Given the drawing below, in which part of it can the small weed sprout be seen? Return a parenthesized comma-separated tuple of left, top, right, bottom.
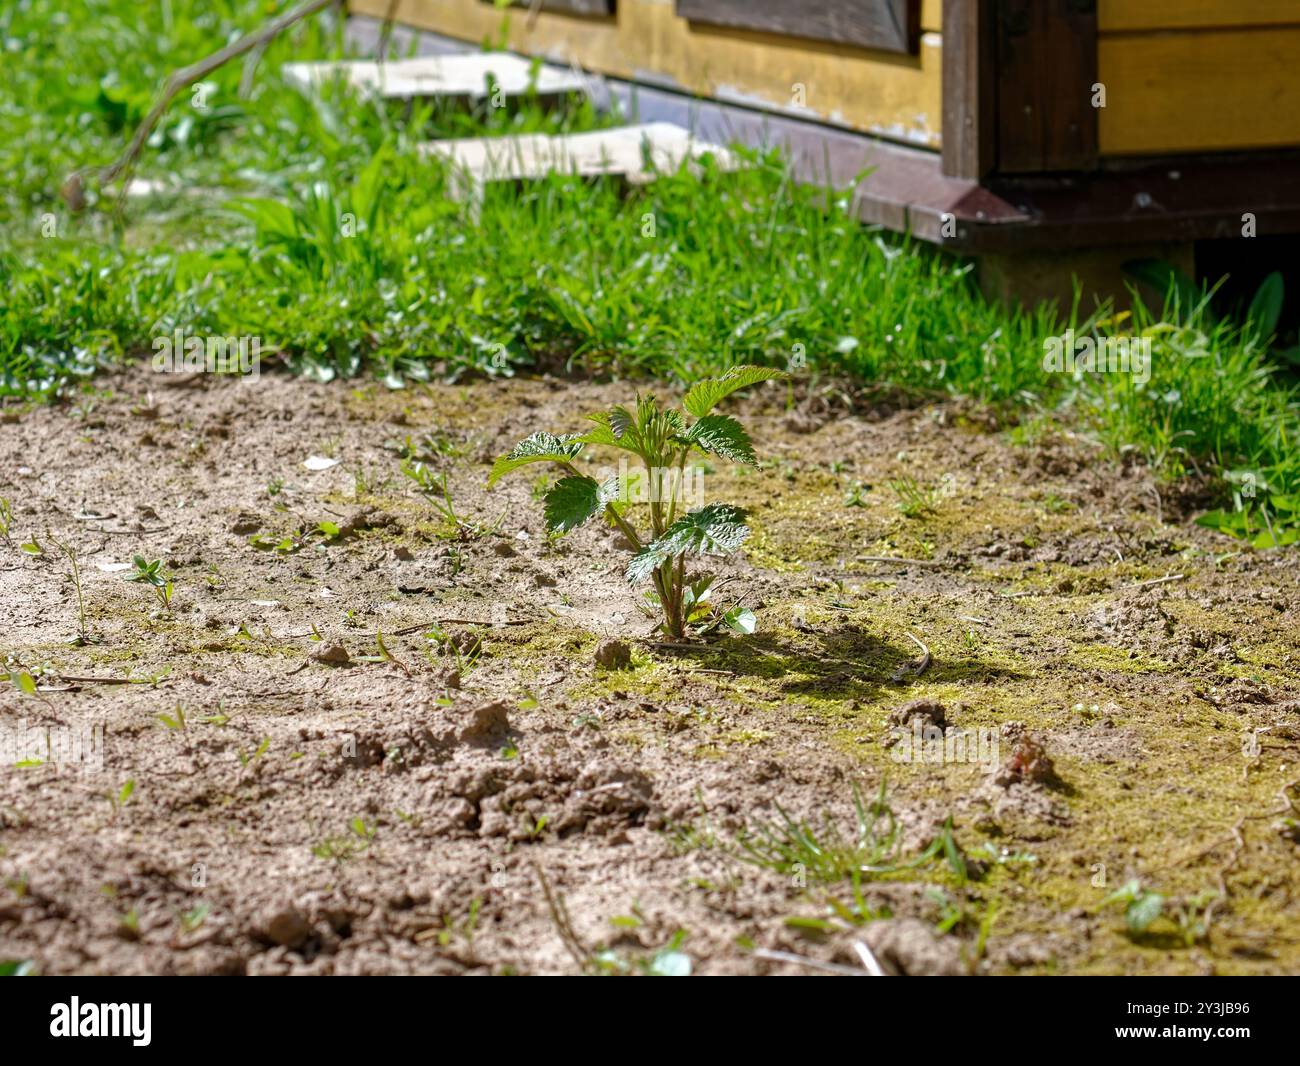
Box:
(488, 366, 783, 639)
(887, 474, 941, 518)
(107, 778, 135, 819)
(1101, 879, 1165, 936)
(180, 903, 211, 935)
(423, 624, 483, 676)
(737, 781, 972, 886)
(356, 628, 411, 675)
(125, 555, 174, 611)
(403, 459, 502, 540)
(6, 663, 39, 698)
(843, 481, 870, 508)
(593, 928, 693, 977)
(237, 737, 271, 767)
(49, 533, 90, 644)
(1101, 880, 1217, 946)
(156, 704, 187, 730)
(420, 898, 481, 951)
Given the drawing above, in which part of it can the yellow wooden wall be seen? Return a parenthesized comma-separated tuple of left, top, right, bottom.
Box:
(1097, 0, 1300, 155)
(349, 1, 1300, 160)
(350, 0, 944, 149)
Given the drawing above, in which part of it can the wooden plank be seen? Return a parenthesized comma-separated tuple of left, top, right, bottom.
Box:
(994, 0, 1098, 173)
(351, 0, 943, 147)
(282, 53, 589, 99)
(1099, 27, 1300, 155)
(975, 154, 1300, 250)
(940, 0, 994, 178)
(421, 122, 743, 201)
(1099, 0, 1300, 32)
(675, 0, 919, 55)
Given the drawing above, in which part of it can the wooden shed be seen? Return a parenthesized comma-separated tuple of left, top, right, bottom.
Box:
(349, 0, 1300, 305)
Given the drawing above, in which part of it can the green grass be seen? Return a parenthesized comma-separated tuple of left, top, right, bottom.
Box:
(1, 0, 1298, 540)
(736, 781, 971, 886)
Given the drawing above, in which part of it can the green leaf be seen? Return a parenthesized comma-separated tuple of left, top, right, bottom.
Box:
(228, 198, 300, 241)
(684, 414, 756, 464)
(543, 475, 616, 534)
(487, 432, 584, 486)
(1126, 892, 1165, 934)
(578, 418, 622, 448)
(1252, 525, 1299, 549)
(643, 397, 684, 438)
(12, 671, 36, 696)
(1102, 879, 1142, 907)
(683, 577, 715, 610)
(647, 949, 692, 977)
(626, 504, 750, 584)
(0, 959, 35, 976)
(682, 365, 785, 417)
(608, 405, 635, 439)
(1195, 509, 1241, 535)
(723, 605, 757, 634)
(1248, 271, 1284, 340)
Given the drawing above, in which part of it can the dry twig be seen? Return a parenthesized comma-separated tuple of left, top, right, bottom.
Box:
(66, 0, 339, 212)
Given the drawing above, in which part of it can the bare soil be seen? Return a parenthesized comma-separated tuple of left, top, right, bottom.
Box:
(1, 366, 1297, 975)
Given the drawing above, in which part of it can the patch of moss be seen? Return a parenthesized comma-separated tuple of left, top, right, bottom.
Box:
(1066, 643, 1173, 674)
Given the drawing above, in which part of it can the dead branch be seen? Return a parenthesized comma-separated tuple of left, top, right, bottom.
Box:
(532, 861, 590, 972)
(855, 555, 948, 569)
(66, 0, 339, 211)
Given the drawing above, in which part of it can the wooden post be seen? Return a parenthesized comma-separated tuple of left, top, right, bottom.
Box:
(993, 0, 1098, 173)
(941, 0, 995, 179)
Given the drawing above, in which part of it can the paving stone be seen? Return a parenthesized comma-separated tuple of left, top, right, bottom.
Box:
(281, 53, 589, 101)
(420, 122, 742, 201)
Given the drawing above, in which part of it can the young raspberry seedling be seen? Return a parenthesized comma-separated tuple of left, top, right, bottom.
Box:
(489, 366, 783, 639)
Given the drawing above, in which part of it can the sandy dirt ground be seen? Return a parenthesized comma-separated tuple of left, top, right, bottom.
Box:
(0, 366, 1297, 975)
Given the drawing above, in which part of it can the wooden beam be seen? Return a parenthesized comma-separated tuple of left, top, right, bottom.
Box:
(675, 1, 920, 56)
(941, 0, 994, 178)
(1099, 27, 1300, 155)
(1098, 0, 1300, 32)
(994, 0, 1098, 173)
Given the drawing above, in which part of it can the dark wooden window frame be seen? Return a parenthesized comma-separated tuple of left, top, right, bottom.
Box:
(676, 0, 919, 56)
